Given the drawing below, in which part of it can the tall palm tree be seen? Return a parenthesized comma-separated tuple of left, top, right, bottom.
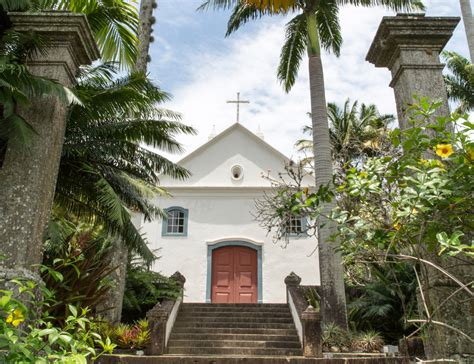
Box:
(55, 63, 195, 264)
(459, 0, 474, 61)
(200, 0, 423, 328)
(443, 51, 474, 113)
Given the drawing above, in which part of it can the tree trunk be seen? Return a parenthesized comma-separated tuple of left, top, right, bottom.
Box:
(135, 0, 156, 73)
(307, 52, 348, 329)
(460, 0, 474, 61)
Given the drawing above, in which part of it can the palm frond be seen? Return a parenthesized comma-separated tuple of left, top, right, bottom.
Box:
(277, 14, 307, 92)
(197, 0, 238, 11)
(315, 0, 342, 56)
(226, 2, 263, 36)
(337, 0, 425, 12)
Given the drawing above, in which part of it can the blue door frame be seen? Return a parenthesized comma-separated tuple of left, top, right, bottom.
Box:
(206, 241, 263, 303)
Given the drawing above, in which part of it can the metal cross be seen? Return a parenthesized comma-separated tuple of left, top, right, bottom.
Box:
(227, 92, 250, 123)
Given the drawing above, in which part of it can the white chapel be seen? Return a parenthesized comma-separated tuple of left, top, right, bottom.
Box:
(139, 122, 320, 303)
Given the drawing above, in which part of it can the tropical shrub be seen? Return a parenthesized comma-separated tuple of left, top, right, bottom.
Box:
(346, 262, 418, 344)
(122, 257, 181, 323)
(42, 218, 116, 325)
(321, 322, 351, 351)
(0, 270, 115, 363)
(97, 319, 150, 350)
(351, 331, 384, 353)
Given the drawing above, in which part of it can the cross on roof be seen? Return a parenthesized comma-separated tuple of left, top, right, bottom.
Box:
(226, 92, 250, 123)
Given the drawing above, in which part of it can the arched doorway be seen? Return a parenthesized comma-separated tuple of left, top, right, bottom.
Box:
(207, 242, 262, 303)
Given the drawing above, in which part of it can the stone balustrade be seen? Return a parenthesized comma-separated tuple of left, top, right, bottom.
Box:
(285, 272, 323, 358)
(146, 271, 186, 356)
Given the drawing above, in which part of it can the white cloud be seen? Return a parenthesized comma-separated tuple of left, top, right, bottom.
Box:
(155, 3, 469, 162)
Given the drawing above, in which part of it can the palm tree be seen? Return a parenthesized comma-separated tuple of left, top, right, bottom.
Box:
(55, 63, 195, 264)
(459, 0, 474, 61)
(296, 99, 395, 169)
(443, 51, 474, 113)
(200, 0, 423, 328)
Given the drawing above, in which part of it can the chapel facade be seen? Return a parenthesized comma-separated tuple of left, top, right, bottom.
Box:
(139, 123, 319, 303)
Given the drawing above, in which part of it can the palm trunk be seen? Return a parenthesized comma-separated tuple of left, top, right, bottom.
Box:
(306, 12, 348, 329)
(135, 0, 156, 72)
(459, 0, 474, 61)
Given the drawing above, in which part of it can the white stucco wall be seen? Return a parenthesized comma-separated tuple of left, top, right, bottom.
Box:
(140, 123, 319, 303)
(141, 190, 320, 303)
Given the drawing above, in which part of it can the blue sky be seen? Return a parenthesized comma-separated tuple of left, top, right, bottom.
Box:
(147, 0, 471, 161)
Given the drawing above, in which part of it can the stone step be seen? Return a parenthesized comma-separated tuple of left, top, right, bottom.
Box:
(166, 347, 303, 356)
(167, 339, 301, 349)
(173, 321, 296, 329)
(174, 316, 294, 324)
(178, 311, 293, 319)
(169, 333, 300, 342)
(183, 303, 288, 308)
(170, 327, 298, 336)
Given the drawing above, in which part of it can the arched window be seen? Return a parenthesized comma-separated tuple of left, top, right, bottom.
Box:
(162, 207, 188, 236)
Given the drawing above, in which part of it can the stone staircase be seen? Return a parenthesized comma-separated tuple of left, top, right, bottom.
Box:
(166, 303, 303, 357)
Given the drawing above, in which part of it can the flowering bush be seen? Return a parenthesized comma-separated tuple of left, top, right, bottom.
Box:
(0, 274, 116, 363)
(97, 319, 150, 350)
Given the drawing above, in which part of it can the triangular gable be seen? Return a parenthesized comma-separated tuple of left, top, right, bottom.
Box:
(159, 123, 313, 188)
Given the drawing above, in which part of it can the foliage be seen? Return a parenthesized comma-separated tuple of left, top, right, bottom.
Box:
(321, 322, 351, 351)
(259, 99, 473, 341)
(42, 218, 116, 325)
(122, 257, 181, 323)
(0, 271, 115, 363)
(304, 287, 320, 310)
(333, 99, 473, 260)
(350, 330, 384, 353)
(54, 63, 195, 264)
(346, 262, 418, 343)
(296, 99, 395, 171)
(97, 319, 150, 350)
(443, 50, 474, 113)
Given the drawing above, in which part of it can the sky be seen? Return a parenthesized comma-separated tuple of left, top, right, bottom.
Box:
(147, 0, 471, 162)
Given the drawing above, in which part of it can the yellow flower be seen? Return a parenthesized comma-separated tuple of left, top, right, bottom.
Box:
(359, 171, 368, 178)
(435, 144, 453, 159)
(393, 222, 401, 231)
(6, 308, 24, 327)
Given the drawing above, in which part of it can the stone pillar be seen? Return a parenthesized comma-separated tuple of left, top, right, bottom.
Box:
(146, 271, 186, 355)
(145, 303, 168, 356)
(302, 306, 322, 358)
(367, 14, 474, 361)
(366, 14, 459, 130)
(0, 13, 99, 274)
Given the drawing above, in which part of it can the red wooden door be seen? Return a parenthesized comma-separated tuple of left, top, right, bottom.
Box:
(211, 246, 258, 304)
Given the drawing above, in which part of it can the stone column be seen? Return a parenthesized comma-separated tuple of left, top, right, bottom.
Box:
(367, 14, 474, 361)
(0, 13, 99, 275)
(366, 14, 459, 130)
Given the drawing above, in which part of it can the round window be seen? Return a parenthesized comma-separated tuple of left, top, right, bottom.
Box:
(231, 165, 243, 180)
